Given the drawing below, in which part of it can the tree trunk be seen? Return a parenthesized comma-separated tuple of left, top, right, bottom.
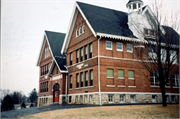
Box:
(160, 74, 167, 106)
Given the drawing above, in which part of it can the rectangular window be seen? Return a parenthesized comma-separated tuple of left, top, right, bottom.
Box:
(70, 52, 72, 65)
(76, 74, 79, 88)
(152, 95, 156, 103)
(40, 83, 42, 92)
(45, 82, 46, 92)
(150, 72, 159, 87)
(107, 69, 114, 78)
(130, 95, 135, 103)
(82, 25, 85, 33)
(85, 71, 88, 86)
(76, 30, 78, 37)
(45, 47, 50, 58)
(171, 95, 175, 103)
(80, 72, 83, 87)
(170, 50, 178, 64)
(89, 43, 93, 58)
(80, 95, 83, 103)
(127, 44, 133, 52)
(106, 41, 112, 50)
(120, 94, 125, 102)
(69, 96, 72, 103)
(128, 70, 134, 79)
(80, 47, 83, 61)
(84, 45, 88, 60)
(76, 50, 79, 63)
(172, 74, 179, 88)
(108, 94, 114, 102)
(117, 43, 123, 51)
(118, 70, 124, 79)
(79, 28, 82, 35)
(144, 29, 150, 36)
(47, 81, 48, 92)
(90, 70, 93, 86)
(151, 30, 156, 37)
(148, 48, 157, 61)
(70, 75, 72, 89)
(166, 95, 169, 103)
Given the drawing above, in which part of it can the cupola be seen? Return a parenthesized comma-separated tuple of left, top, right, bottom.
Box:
(126, 0, 144, 13)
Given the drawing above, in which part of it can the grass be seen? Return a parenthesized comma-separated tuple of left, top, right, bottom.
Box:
(18, 104, 179, 119)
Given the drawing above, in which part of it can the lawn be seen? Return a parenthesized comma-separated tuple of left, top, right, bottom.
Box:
(18, 104, 179, 118)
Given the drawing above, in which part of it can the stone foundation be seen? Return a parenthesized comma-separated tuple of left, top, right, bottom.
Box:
(67, 93, 179, 105)
(37, 96, 53, 107)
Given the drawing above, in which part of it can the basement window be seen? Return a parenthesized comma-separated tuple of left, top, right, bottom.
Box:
(108, 94, 114, 103)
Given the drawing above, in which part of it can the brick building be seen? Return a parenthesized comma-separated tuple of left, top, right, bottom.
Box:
(37, 31, 67, 106)
(37, 0, 179, 106)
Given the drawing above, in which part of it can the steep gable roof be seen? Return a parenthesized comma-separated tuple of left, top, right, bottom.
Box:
(37, 31, 67, 72)
(77, 1, 135, 38)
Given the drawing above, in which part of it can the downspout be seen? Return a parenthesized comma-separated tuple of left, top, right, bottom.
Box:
(64, 66, 68, 104)
(98, 36, 102, 105)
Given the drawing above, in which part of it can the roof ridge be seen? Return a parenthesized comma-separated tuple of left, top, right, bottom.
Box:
(76, 1, 128, 14)
(45, 30, 66, 34)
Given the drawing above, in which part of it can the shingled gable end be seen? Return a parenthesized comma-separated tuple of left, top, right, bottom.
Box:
(38, 1, 179, 106)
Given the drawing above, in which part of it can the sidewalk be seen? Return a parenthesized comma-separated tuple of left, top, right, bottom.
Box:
(1, 104, 98, 118)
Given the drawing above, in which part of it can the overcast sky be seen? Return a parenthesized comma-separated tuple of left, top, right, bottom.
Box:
(1, 0, 179, 96)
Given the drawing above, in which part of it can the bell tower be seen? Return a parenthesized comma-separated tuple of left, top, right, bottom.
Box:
(126, 0, 143, 13)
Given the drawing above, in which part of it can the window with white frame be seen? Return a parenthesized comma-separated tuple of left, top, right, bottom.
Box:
(170, 50, 178, 64)
(130, 95, 135, 103)
(85, 71, 88, 86)
(70, 52, 72, 65)
(151, 30, 156, 37)
(166, 95, 169, 103)
(82, 25, 85, 33)
(90, 70, 93, 86)
(106, 41, 112, 50)
(172, 74, 179, 88)
(152, 95, 156, 103)
(117, 43, 123, 51)
(148, 48, 157, 61)
(161, 49, 166, 63)
(118, 70, 124, 79)
(150, 72, 159, 87)
(76, 30, 79, 37)
(171, 95, 176, 103)
(80, 72, 83, 87)
(84, 45, 88, 60)
(120, 94, 125, 102)
(108, 94, 114, 103)
(107, 69, 114, 78)
(76, 73, 79, 88)
(128, 70, 134, 79)
(127, 44, 133, 52)
(144, 28, 150, 36)
(79, 28, 82, 35)
(80, 47, 83, 61)
(165, 77, 170, 87)
(84, 95, 88, 103)
(76, 50, 79, 63)
(89, 43, 93, 58)
(45, 47, 50, 58)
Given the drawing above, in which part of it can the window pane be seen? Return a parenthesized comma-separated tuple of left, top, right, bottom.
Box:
(81, 73, 83, 81)
(90, 70, 93, 80)
(85, 71, 88, 81)
(106, 41, 112, 49)
(128, 70, 134, 78)
(118, 70, 124, 78)
(76, 50, 79, 58)
(127, 44, 132, 51)
(117, 43, 123, 50)
(107, 69, 114, 77)
(85, 46, 88, 54)
(81, 48, 83, 56)
(90, 43, 92, 52)
(70, 53, 72, 60)
(70, 75, 72, 83)
(76, 74, 79, 82)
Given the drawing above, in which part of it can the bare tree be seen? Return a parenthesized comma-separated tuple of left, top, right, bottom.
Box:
(130, 0, 179, 106)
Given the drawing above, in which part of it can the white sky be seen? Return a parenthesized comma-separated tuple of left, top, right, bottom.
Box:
(1, 0, 179, 96)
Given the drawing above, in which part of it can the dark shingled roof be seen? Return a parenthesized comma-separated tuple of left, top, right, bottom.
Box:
(127, 0, 143, 4)
(45, 31, 67, 71)
(77, 1, 136, 38)
(45, 31, 66, 56)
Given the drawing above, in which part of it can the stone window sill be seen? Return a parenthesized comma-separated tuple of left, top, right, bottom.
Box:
(106, 85, 115, 87)
(118, 85, 126, 87)
(128, 86, 136, 88)
(76, 86, 94, 90)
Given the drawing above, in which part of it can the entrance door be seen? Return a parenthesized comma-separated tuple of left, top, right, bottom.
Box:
(54, 91, 59, 102)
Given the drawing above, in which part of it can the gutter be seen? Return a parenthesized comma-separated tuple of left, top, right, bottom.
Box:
(98, 37, 102, 105)
(64, 66, 68, 103)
